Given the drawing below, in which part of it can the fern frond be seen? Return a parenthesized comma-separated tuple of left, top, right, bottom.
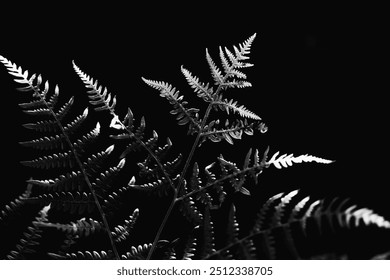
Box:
(206, 48, 224, 85)
(121, 243, 153, 260)
(205, 33, 256, 89)
(178, 180, 203, 225)
(52, 250, 114, 260)
(181, 66, 214, 102)
(6, 205, 50, 259)
(212, 96, 261, 120)
(34, 217, 103, 237)
(27, 171, 85, 192)
(0, 182, 32, 223)
(22, 119, 59, 132)
(180, 226, 198, 260)
(111, 208, 139, 243)
(271, 190, 300, 227)
(21, 151, 76, 169)
(72, 61, 117, 113)
(198, 206, 216, 259)
(24, 192, 95, 215)
(268, 151, 334, 169)
(142, 77, 201, 134)
(0, 55, 32, 89)
(128, 175, 173, 197)
(201, 118, 267, 145)
(19, 134, 67, 150)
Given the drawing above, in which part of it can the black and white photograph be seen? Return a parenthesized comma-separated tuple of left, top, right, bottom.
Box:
(0, 3, 388, 279)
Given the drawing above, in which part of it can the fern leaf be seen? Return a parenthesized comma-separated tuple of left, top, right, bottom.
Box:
(206, 48, 224, 85)
(6, 205, 50, 259)
(54, 250, 114, 260)
(19, 134, 67, 150)
(27, 171, 85, 192)
(83, 144, 115, 174)
(181, 66, 214, 102)
(142, 77, 201, 133)
(24, 192, 95, 215)
(111, 208, 139, 243)
(198, 206, 216, 259)
(63, 107, 89, 134)
(271, 190, 300, 227)
(268, 151, 334, 169)
(21, 151, 76, 169)
(54, 96, 74, 120)
(72, 122, 101, 152)
(0, 55, 32, 89)
(0, 182, 32, 223)
(178, 179, 203, 225)
(213, 97, 261, 120)
(215, 34, 256, 86)
(34, 218, 103, 237)
(226, 204, 240, 244)
(73, 61, 117, 113)
(22, 120, 59, 133)
(128, 175, 172, 197)
(121, 243, 153, 260)
(251, 192, 285, 233)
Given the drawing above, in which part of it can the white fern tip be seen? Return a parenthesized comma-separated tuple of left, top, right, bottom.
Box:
(268, 151, 334, 169)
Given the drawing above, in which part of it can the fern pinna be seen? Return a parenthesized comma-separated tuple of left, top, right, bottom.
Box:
(1, 34, 389, 260)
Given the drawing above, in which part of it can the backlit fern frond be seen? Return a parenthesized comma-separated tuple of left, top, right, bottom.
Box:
(34, 217, 104, 237)
(111, 208, 139, 243)
(51, 250, 114, 260)
(267, 151, 334, 169)
(212, 96, 261, 120)
(6, 205, 50, 259)
(0, 182, 32, 224)
(141, 78, 201, 134)
(72, 61, 117, 113)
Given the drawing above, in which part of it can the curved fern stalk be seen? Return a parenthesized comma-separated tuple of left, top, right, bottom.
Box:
(267, 151, 334, 169)
(0, 55, 120, 259)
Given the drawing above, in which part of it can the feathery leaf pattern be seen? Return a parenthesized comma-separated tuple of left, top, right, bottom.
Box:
(1, 33, 388, 262)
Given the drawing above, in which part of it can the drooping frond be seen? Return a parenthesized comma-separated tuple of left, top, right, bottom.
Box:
(267, 151, 334, 169)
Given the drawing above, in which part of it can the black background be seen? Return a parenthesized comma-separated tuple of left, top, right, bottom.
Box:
(0, 4, 388, 234)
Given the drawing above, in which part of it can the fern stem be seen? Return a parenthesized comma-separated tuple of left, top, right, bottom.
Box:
(31, 89, 120, 259)
(146, 194, 177, 259)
